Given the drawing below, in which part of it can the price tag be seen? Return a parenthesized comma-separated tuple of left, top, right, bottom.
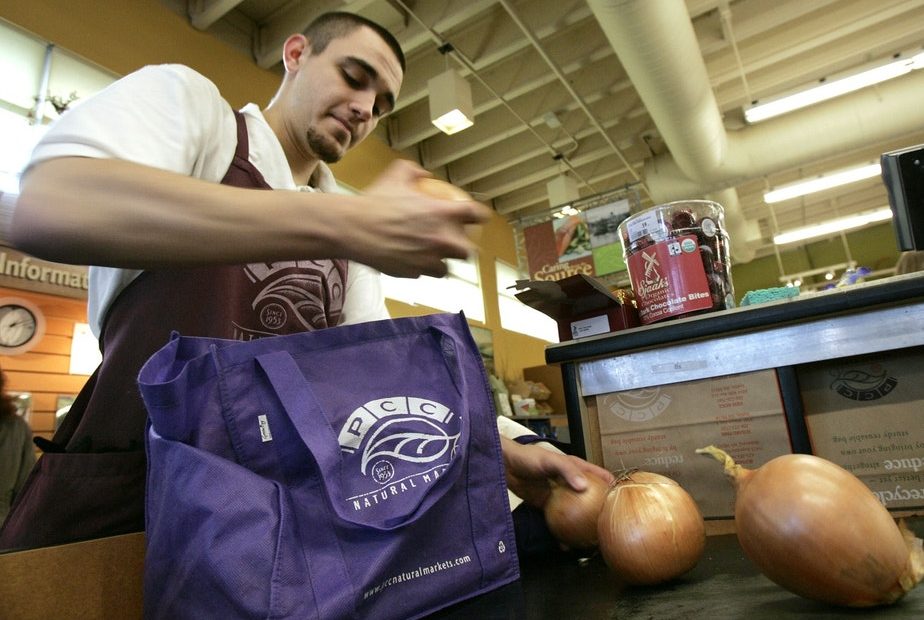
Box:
(626, 211, 662, 244)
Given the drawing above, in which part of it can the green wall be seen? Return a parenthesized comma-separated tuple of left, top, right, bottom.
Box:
(731, 223, 901, 298)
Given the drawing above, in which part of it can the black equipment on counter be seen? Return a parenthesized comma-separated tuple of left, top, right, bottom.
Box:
(882, 143, 924, 251)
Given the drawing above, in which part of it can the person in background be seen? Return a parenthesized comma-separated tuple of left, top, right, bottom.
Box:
(3, 11, 611, 550)
(0, 368, 35, 525)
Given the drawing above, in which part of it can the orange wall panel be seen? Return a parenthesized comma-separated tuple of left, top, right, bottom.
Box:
(0, 288, 90, 447)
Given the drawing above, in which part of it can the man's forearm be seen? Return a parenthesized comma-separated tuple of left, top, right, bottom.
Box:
(12, 157, 489, 278)
(12, 157, 343, 269)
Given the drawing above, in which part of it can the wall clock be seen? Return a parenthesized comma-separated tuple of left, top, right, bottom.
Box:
(0, 297, 46, 355)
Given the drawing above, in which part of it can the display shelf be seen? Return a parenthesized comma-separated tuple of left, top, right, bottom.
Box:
(545, 272, 924, 461)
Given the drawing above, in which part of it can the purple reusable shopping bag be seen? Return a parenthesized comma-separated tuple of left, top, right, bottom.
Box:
(137, 312, 519, 619)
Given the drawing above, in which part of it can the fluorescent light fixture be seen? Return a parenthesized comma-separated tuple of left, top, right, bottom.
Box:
(428, 69, 474, 135)
(746, 51, 924, 123)
(763, 163, 881, 203)
(773, 207, 892, 245)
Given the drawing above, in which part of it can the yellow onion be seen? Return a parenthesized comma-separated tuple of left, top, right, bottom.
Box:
(543, 475, 610, 550)
(597, 470, 705, 585)
(697, 445, 924, 607)
(415, 177, 471, 201)
(415, 177, 482, 243)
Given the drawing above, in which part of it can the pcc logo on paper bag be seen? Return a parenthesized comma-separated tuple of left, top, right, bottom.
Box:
(601, 388, 672, 422)
(338, 397, 461, 511)
(828, 364, 897, 401)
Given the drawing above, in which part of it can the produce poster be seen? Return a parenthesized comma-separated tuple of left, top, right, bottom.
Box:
(584, 199, 630, 275)
(522, 220, 594, 281)
(595, 370, 792, 518)
(800, 349, 924, 510)
(521, 199, 628, 281)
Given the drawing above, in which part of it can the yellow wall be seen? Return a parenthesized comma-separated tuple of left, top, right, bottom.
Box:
(0, 0, 548, 382)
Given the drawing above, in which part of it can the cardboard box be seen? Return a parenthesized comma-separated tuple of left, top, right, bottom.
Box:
(590, 369, 792, 518)
(800, 348, 924, 511)
(0, 532, 144, 619)
(512, 274, 639, 341)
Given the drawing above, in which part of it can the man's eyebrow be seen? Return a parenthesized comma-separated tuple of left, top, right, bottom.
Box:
(346, 56, 396, 112)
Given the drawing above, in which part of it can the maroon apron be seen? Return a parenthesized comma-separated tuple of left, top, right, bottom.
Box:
(0, 111, 348, 550)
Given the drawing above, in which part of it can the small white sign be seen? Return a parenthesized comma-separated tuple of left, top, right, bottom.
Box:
(570, 315, 610, 339)
(258, 414, 273, 442)
(626, 210, 663, 244)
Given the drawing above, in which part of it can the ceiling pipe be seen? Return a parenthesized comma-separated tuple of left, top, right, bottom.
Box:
(587, 0, 728, 182)
(706, 187, 756, 263)
(586, 0, 759, 263)
(644, 69, 924, 200)
(586, 0, 924, 262)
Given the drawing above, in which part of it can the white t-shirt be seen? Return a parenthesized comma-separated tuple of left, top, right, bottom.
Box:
(27, 64, 388, 337)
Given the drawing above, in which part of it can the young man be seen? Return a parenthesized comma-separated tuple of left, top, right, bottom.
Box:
(2, 12, 610, 550)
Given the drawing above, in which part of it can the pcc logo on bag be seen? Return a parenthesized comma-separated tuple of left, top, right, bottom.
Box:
(337, 396, 462, 512)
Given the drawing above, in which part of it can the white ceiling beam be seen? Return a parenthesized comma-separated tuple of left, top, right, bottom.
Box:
(392, 1, 596, 114)
(394, 0, 500, 57)
(391, 38, 615, 147)
(707, 1, 924, 92)
(419, 73, 641, 171)
(476, 147, 616, 201)
(693, 0, 842, 56)
(474, 139, 645, 204)
(451, 114, 650, 187)
(492, 152, 645, 216)
(711, 20, 924, 107)
(685, 0, 721, 19)
(188, 0, 244, 31)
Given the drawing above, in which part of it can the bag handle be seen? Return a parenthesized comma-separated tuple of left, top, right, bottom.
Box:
(255, 325, 471, 531)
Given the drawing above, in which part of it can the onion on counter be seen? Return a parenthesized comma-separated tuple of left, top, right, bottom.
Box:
(697, 445, 924, 607)
(543, 475, 610, 550)
(414, 177, 482, 243)
(415, 177, 471, 201)
(596, 470, 705, 585)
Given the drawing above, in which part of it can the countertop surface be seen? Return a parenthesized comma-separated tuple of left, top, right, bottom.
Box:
(430, 517, 924, 619)
(545, 272, 924, 366)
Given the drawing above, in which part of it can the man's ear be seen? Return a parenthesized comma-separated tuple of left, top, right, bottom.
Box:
(282, 34, 310, 72)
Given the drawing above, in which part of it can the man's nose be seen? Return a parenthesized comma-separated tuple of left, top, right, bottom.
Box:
(349, 95, 374, 121)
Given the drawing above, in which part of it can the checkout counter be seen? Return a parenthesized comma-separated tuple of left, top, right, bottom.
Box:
(3, 274, 923, 619)
(432, 516, 924, 619)
(546, 271, 924, 460)
(432, 271, 924, 618)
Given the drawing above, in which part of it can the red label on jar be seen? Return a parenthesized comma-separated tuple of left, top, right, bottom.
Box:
(627, 235, 712, 324)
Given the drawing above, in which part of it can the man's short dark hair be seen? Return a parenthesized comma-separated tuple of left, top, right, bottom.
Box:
(303, 12, 406, 74)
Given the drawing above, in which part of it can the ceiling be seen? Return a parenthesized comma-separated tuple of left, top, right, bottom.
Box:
(165, 0, 924, 265)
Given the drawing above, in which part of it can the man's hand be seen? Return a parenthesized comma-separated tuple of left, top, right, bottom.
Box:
(501, 436, 614, 509)
(355, 159, 492, 278)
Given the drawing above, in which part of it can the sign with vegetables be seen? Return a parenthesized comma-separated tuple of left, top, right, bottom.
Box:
(522, 220, 594, 282)
(521, 199, 630, 281)
(584, 199, 630, 275)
